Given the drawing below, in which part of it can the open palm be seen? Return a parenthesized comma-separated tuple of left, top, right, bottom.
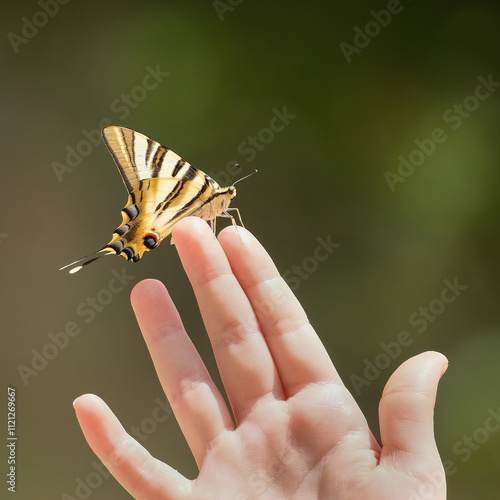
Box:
(74, 217, 447, 499)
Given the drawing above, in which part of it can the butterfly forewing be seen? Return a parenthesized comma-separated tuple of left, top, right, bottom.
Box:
(102, 126, 208, 192)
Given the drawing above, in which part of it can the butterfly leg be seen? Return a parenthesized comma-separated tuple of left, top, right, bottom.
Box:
(220, 208, 244, 244)
(219, 212, 237, 228)
(224, 207, 244, 228)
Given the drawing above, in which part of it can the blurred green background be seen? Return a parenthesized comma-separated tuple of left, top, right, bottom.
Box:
(2, 1, 500, 498)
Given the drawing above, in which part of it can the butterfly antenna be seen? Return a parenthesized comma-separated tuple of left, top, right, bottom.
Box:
(233, 169, 258, 186)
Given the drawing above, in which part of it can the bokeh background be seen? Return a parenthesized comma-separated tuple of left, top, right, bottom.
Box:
(2, 1, 500, 498)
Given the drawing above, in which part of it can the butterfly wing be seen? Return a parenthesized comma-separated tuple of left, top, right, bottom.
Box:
(102, 125, 209, 192)
(108, 174, 216, 252)
(60, 127, 218, 273)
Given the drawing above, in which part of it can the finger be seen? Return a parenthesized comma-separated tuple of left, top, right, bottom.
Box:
(130, 279, 234, 466)
(73, 394, 189, 500)
(218, 225, 340, 394)
(379, 351, 448, 473)
(172, 217, 283, 422)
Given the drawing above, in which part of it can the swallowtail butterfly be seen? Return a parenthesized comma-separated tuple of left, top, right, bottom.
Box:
(60, 126, 251, 274)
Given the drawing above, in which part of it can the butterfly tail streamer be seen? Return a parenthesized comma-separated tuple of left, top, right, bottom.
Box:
(59, 247, 114, 274)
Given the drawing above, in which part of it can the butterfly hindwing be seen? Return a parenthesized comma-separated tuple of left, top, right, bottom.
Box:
(122, 176, 215, 241)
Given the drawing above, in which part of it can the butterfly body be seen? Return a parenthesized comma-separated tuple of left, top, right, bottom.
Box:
(60, 126, 239, 274)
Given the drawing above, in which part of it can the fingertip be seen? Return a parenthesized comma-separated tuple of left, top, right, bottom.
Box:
(218, 225, 263, 267)
(420, 350, 448, 367)
(75, 393, 111, 413)
(420, 350, 449, 386)
(133, 278, 165, 292)
(218, 224, 253, 245)
(73, 393, 101, 409)
(73, 394, 111, 435)
(383, 351, 448, 396)
(172, 216, 212, 243)
(172, 218, 227, 274)
(131, 278, 165, 302)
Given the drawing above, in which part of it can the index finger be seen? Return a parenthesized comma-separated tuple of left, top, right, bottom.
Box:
(172, 217, 284, 422)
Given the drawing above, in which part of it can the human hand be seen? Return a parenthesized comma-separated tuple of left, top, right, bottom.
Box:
(74, 217, 448, 499)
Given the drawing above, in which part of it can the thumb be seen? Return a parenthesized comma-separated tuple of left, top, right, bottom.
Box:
(378, 351, 448, 480)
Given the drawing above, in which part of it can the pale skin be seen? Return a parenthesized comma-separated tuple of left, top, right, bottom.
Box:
(74, 217, 448, 499)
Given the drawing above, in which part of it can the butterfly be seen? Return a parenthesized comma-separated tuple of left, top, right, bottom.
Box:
(60, 126, 252, 274)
